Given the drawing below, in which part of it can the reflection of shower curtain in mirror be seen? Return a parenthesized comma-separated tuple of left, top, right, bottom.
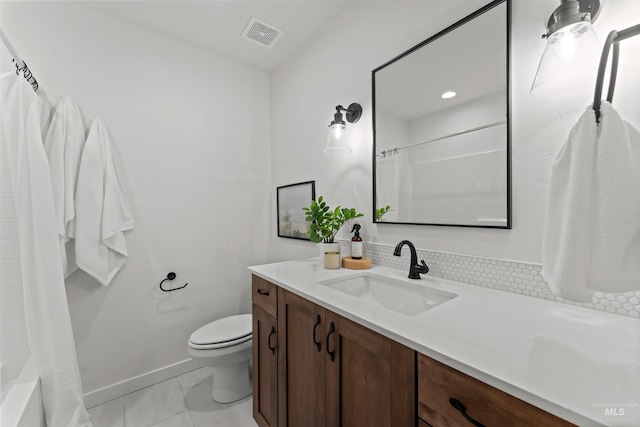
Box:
(376, 152, 400, 222)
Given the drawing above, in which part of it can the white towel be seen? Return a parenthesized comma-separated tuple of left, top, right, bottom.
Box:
(590, 103, 640, 292)
(44, 97, 86, 277)
(39, 95, 54, 140)
(75, 119, 134, 286)
(542, 102, 640, 302)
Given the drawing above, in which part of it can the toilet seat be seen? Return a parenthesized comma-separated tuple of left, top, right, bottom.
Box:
(188, 314, 252, 350)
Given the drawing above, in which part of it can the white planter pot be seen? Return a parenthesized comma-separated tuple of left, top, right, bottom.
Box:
(319, 242, 341, 269)
(319, 242, 341, 257)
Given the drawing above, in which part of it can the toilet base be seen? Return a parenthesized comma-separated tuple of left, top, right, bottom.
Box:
(211, 359, 251, 403)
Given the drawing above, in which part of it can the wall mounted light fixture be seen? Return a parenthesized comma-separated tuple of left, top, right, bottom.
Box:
(531, 0, 602, 96)
(324, 103, 362, 154)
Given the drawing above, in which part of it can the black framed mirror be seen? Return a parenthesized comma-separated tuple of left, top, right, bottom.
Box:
(372, 0, 511, 228)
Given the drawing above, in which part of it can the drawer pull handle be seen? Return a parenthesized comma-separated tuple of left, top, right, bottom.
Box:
(268, 326, 276, 355)
(326, 322, 336, 362)
(312, 314, 322, 352)
(449, 398, 486, 427)
(256, 289, 270, 296)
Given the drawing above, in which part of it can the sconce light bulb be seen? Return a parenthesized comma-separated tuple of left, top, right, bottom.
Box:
(329, 123, 345, 140)
(548, 21, 593, 59)
(558, 33, 577, 58)
(324, 123, 351, 154)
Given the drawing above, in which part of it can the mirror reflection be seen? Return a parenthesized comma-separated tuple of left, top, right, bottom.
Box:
(373, 0, 510, 228)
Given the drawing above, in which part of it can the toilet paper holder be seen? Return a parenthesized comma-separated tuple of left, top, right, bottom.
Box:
(159, 272, 188, 292)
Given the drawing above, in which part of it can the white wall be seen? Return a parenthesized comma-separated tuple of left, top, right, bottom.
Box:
(0, 1, 271, 401)
(270, 0, 640, 263)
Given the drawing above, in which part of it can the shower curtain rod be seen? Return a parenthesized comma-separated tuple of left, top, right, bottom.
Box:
(377, 119, 506, 158)
(593, 22, 640, 122)
(0, 27, 39, 92)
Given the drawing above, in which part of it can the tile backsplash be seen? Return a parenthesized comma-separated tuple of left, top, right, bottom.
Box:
(339, 240, 640, 319)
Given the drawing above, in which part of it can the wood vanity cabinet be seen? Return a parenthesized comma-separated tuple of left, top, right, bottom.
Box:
(417, 354, 575, 427)
(277, 289, 415, 427)
(252, 276, 278, 427)
(251, 275, 415, 427)
(323, 308, 415, 427)
(252, 275, 573, 427)
(277, 289, 327, 427)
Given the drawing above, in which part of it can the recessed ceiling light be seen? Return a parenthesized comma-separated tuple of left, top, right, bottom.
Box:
(441, 91, 456, 99)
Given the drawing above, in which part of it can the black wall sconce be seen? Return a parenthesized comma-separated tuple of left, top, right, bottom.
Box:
(531, 0, 602, 96)
(324, 103, 362, 154)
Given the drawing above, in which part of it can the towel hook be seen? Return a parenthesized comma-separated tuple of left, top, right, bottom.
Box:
(159, 272, 188, 292)
(592, 23, 640, 122)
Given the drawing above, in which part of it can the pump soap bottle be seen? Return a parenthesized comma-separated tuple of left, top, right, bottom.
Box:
(351, 223, 363, 260)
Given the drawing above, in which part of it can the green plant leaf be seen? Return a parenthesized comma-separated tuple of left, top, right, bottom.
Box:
(302, 195, 364, 243)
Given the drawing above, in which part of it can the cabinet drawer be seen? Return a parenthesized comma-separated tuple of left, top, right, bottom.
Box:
(418, 354, 575, 427)
(252, 275, 277, 318)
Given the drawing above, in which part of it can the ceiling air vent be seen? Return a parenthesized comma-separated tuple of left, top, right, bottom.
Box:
(241, 17, 284, 49)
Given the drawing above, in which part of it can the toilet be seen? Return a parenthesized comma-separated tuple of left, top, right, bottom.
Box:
(187, 314, 252, 403)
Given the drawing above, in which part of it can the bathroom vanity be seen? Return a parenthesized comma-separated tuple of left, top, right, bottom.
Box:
(253, 275, 413, 427)
(249, 259, 640, 427)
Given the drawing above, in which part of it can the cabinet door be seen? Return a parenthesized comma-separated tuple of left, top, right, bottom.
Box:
(418, 354, 576, 427)
(253, 304, 278, 427)
(278, 289, 326, 427)
(325, 311, 416, 427)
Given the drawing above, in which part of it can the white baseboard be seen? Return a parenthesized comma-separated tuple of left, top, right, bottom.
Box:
(84, 358, 201, 409)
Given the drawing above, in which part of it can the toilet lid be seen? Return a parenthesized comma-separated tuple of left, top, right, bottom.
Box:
(189, 314, 252, 347)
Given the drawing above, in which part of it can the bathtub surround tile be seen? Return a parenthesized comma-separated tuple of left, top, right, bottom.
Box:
(123, 378, 186, 426)
(339, 240, 640, 319)
(88, 397, 124, 427)
(151, 411, 194, 427)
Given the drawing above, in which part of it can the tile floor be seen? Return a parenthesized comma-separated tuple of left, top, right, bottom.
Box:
(87, 367, 258, 427)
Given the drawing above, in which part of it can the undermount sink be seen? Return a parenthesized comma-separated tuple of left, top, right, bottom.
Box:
(319, 273, 457, 316)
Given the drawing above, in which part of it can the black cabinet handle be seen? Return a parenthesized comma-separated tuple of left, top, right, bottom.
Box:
(267, 326, 276, 355)
(326, 322, 336, 362)
(449, 398, 486, 427)
(256, 289, 270, 296)
(313, 314, 322, 352)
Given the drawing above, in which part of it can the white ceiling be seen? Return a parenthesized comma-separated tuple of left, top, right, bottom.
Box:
(83, 0, 351, 71)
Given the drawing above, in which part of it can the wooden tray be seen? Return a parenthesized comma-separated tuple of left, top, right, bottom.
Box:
(342, 257, 371, 270)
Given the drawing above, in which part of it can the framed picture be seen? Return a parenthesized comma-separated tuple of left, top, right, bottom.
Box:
(277, 181, 315, 240)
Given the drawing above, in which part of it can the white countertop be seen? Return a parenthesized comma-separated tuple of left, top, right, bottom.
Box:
(248, 258, 640, 427)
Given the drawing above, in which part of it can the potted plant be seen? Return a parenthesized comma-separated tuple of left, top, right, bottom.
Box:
(303, 196, 363, 263)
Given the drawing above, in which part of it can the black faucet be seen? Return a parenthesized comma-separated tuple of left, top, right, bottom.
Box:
(393, 240, 429, 279)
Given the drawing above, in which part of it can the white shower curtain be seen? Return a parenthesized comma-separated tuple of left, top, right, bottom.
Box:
(0, 73, 91, 426)
(376, 151, 401, 222)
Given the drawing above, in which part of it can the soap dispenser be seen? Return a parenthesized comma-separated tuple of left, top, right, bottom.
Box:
(350, 223, 363, 260)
